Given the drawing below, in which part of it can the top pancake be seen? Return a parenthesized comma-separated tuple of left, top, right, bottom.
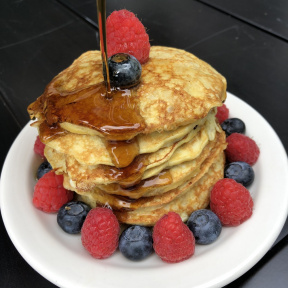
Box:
(28, 46, 227, 139)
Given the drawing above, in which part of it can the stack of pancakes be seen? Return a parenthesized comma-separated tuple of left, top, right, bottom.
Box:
(28, 46, 227, 226)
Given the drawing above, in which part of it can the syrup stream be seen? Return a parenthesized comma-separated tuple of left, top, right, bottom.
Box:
(96, 0, 112, 98)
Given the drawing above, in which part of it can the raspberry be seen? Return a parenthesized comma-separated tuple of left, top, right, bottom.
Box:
(106, 9, 150, 64)
(33, 171, 74, 213)
(153, 212, 195, 263)
(225, 133, 260, 165)
(34, 136, 45, 158)
(216, 104, 229, 124)
(210, 178, 253, 226)
(81, 207, 120, 259)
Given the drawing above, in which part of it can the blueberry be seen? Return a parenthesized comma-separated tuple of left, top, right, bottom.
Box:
(37, 161, 52, 179)
(104, 53, 142, 88)
(57, 201, 91, 234)
(119, 225, 153, 261)
(224, 161, 255, 187)
(221, 118, 245, 136)
(187, 209, 222, 244)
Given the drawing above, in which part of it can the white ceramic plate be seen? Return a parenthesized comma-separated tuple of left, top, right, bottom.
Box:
(1, 93, 288, 288)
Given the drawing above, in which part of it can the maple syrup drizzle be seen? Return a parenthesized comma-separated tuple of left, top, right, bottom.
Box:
(95, 171, 173, 211)
(105, 138, 140, 168)
(96, 0, 111, 97)
(44, 83, 145, 140)
(108, 197, 135, 212)
(38, 121, 67, 144)
(98, 170, 173, 199)
(101, 154, 149, 187)
(31, 0, 148, 175)
(36, 81, 146, 168)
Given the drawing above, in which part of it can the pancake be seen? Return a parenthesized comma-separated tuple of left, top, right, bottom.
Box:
(43, 113, 209, 167)
(28, 46, 226, 139)
(80, 128, 226, 199)
(44, 112, 211, 168)
(46, 117, 220, 190)
(76, 151, 225, 226)
(65, 128, 226, 199)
